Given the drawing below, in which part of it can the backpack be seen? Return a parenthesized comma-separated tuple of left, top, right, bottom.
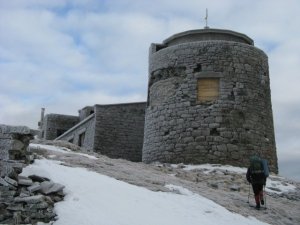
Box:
(261, 158, 270, 177)
(250, 156, 269, 178)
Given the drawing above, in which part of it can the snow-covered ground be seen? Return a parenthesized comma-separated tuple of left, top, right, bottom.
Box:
(176, 163, 296, 194)
(30, 143, 98, 160)
(25, 144, 299, 225)
(22, 159, 268, 225)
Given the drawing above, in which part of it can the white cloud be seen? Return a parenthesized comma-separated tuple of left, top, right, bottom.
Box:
(0, 0, 299, 177)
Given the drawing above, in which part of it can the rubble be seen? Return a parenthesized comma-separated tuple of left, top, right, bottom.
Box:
(0, 124, 65, 224)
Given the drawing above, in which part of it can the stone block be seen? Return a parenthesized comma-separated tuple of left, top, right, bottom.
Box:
(0, 177, 10, 187)
(18, 177, 33, 186)
(7, 203, 25, 211)
(27, 183, 42, 193)
(25, 201, 48, 210)
(227, 144, 239, 152)
(4, 176, 18, 187)
(0, 124, 32, 135)
(40, 181, 65, 195)
(10, 140, 25, 151)
(14, 195, 45, 204)
(230, 184, 241, 191)
(183, 137, 194, 143)
(28, 175, 50, 183)
(217, 145, 227, 152)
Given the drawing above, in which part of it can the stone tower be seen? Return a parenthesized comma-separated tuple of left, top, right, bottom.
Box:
(142, 28, 278, 173)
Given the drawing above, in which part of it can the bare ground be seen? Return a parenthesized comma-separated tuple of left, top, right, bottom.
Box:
(31, 147, 300, 225)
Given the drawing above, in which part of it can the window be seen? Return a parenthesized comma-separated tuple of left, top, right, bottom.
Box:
(78, 132, 85, 147)
(197, 78, 219, 102)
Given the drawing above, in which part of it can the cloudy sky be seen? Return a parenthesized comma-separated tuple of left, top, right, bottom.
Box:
(0, 0, 299, 179)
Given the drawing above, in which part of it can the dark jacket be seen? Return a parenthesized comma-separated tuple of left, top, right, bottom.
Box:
(246, 167, 266, 185)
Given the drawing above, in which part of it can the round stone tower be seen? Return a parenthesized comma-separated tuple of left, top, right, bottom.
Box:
(142, 28, 278, 173)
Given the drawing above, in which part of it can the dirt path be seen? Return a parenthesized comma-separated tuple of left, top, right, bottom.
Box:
(32, 147, 300, 225)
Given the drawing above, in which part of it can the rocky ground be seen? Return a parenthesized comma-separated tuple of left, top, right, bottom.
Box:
(31, 144, 300, 225)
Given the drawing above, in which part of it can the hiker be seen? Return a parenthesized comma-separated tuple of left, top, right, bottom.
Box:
(246, 156, 268, 209)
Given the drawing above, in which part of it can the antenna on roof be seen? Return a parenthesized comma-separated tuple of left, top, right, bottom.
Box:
(204, 8, 209, 29)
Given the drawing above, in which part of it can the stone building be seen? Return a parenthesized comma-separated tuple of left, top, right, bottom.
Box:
(143, 28, 278, 172)
(39, 103, 146, 162)
(38, 28, 278, 172)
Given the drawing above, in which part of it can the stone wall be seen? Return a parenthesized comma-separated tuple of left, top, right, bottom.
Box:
(55, 114, 96, 152)
(94, 103, 146, 162)
(0, 125, 65, 223)
(79, 106, 94, 121)
(0, 125, 35, 178)
(143, 29, 278, 173)
(42, 114, 79, 140)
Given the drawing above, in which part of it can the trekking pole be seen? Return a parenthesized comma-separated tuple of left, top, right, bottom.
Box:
(247, 183, 251, 204)
(264, 185, 267, 209)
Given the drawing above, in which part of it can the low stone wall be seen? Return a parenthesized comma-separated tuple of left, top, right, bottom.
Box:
(0, 174, 65, 224)
(0, 125, 35, 178)
(0, 125, 65, 224)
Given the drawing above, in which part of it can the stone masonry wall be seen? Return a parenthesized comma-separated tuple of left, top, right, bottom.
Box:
(94, 103, 146, 162)
(42, 114, 79, 140)
(0, 125, 34, 178)
(0, 125, 65, 224)
(56, 114, 96, 152)
(143, 40, 278, 172)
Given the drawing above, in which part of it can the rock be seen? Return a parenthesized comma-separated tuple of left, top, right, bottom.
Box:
(215, 171, 224, 175)
(0, 209, 13, 224)
(19, 187, 30, 197)
(0, 124, 32, 135)
(177, 163, 185, 169)
(28, 175, 50, 183)
(25, 201, 49, 210)
(209, 182, 219, 189)
(230, 184, 241, 191)
(0, 177, 10, 187)
(51, 195, 63, 202)
(56, 190, 65, 196)
(4, 176, 18, 187)
(14, 195, 45, 204)
(7, 203, 24, 211)
(44, 196, 54, 205)
(27, 182, 42, 193)
(0, 188, 16, 198)
(40, 181, 65, 195)
(18, 176, 33, 186)
(10, 140, 25, 151)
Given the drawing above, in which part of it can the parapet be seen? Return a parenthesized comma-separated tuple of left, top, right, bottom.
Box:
(151, 28, 254, 53)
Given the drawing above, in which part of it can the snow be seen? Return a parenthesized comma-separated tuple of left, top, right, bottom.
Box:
(172, 163, 296, 194)
(181, 163, 247, 174)
(22, 159, 268, 225)
(265, 179, 296, 194)
(30, 143, 98, 160)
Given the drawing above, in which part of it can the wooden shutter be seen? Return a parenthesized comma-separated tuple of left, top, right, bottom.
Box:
(197, 78, 219, 102)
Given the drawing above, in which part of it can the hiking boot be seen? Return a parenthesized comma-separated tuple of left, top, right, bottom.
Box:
(261, 199, 264, 205)
(255, 204, 261, 210)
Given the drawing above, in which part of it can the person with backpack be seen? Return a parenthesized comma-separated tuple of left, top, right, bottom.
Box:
(246, 156, 269, 209)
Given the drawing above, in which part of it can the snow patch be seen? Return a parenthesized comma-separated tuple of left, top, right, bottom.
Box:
(165, 184, 194, 196)
(266, 179, 296, 194)
(30, 143, 98, 160)
(171, 163, 297, 194)
(22, 159, 269, 225)
(173, 163, 247, 174)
